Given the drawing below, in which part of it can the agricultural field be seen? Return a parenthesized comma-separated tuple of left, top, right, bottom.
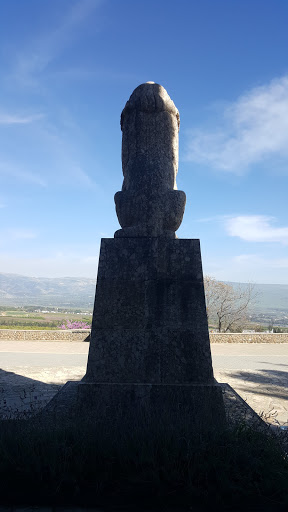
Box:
(0, 306, 92, 330)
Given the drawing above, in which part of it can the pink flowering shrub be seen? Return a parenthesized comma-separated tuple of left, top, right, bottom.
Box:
(59, 320, 91, 330)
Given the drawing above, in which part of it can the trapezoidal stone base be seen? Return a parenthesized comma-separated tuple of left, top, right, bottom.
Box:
(40, 237, 226, 430)
(40, 380, 226, 431)
(85, 238, 216, 385)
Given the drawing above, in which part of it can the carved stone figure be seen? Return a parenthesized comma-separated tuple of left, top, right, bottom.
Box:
(114, 82, 186, 238)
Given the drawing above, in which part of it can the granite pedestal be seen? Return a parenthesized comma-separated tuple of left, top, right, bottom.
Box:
(71, 237, 225, 428)
(40, 82, 226, 430)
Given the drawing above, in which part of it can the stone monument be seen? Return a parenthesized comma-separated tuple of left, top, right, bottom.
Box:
(44, 82, 226, 430)
(114, 82, 186, 239)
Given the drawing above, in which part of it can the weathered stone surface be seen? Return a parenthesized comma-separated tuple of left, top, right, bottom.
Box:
(77, 382, 226, 429)
(85, 328, 214, 384)
(85, 238, 214, 385)
(43, 380, 226, 430)
(114, 82, 186, 238)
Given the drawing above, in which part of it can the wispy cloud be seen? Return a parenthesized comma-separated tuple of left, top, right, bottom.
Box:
(0, 249, 99, 278)
(185, 75, 288, 172)
(196, 215, 230, 223)
(0, 229, 37, 249)
(12, 0, 102, 87)
(234, 254, 288, 268)
(47, 67, 139, 84)
(58, 164, 95, 187)
(203, 252, 288, 284)
(82, 256, 99, 264)
(225, 215, 288, 245)
(0, 162, 47, 187)
(7, 229, 37, 240)
(29, 124, 96, 188)
(0, 113, 43, 125)
(0, 127, 96, 189)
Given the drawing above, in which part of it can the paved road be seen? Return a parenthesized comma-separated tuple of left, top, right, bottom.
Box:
(0, 342, 287, 425)
(1, 342, 288, 371)
(212, 343, 288, 370)
(0, 352, 88, 367)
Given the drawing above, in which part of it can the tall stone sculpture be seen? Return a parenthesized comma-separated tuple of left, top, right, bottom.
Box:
(114, 82, 186, 238)
(81, 82, 226, 428)
(45, 82, 226, 430)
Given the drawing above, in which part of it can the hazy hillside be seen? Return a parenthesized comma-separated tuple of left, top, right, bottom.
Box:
(0, 273, 96, 308)
(227, 282, 288, 312)
(226, 282, 288, 326)
(246, 283, 288, 312)
(0, 272, 287, 314)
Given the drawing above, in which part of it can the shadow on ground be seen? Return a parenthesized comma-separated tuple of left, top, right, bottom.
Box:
(226, 369, 288, 400)
(0, 368, 62, 419)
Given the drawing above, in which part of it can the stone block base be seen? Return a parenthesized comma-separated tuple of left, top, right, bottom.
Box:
(86, 238, 215, 385)
(41, 380, 226, 431)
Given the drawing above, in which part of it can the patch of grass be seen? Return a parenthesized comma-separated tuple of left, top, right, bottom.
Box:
(0, 322, 60, 329)
(0, 314, 92, 329)
(0, 414, 287, 510)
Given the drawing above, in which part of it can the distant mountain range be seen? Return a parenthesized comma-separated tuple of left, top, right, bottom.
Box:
(231, 282, 288, 313)
(0, 272, 287, 314)
(0, 273, 96, 308)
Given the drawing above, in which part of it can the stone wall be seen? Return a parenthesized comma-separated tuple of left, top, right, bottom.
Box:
(0, 329, 90, 341)
(210, 333, 288, 343)
(0, 330, 287, 343)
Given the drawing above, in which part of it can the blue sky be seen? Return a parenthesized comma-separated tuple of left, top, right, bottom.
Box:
(1, 0, 288, 283)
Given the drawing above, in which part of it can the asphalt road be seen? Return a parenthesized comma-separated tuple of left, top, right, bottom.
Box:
(0, 352, 88, 367)
(1, 342, 288, 371)
(0, 342, 287, 426)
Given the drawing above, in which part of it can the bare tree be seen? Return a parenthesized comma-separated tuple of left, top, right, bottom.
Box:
(204, 276, 256, 332)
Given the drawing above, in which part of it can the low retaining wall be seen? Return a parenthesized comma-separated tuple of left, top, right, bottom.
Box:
(0, 330, 287, 343)
(0, 329, 90, 341)
(210, 333, 288, 343)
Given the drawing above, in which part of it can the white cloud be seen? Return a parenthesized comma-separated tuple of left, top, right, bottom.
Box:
(0, 113, 43, 125)
(225, 215, 288, 244)
(185, 75, 288, 172)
